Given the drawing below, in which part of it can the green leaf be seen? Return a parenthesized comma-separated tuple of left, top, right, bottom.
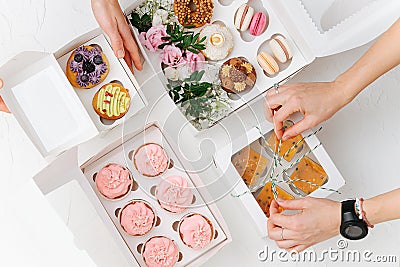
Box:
(183, 35, 190, 48)
(189, 71, 198, 81)
(193, 33, 200, 42)
(199, 36, 207, 43)
(196, 70, 205, 81)
(142, 14, 151, 23)
(192, 44, 205, 50)
(187, 47, 198, 54)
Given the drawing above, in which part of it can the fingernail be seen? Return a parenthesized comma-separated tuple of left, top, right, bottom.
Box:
(117, 49, 124, 58)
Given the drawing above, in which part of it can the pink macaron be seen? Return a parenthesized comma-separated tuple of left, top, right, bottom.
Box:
(249, 12, 268, 36)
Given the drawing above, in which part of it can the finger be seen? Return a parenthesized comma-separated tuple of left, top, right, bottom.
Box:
(269, 200, 280, 216)
(269, 201, 298, 229)
(276, 240, 301, 249)
(0, 79, 10, 113)
(117, 17, 143, 70)
(276, 198, 308, 210)
(263, 97, 273, 122)
(108, 24, 125, 59)
(266, 84, 290, 99)
(269, 213, 297, 229)
(124, 47, 133, 72)
(268, 225, 298, 241)
(266, 85, 291, 107)
(286, 244, 309, 253)
(282, 117, 315, 140)
(273, 102, 301, 139)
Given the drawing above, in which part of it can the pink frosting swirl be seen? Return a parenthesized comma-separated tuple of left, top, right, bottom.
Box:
(156, 176, 193, 213)
(134, 144, 169, 177)
(120, 202, 155, 236)
(179, 214, 213, 249)
(95, 164, 132, 199)
(142, 236, 179, 267)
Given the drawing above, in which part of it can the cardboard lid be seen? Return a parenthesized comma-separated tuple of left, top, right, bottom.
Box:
(271, 0, 400, 57)
(0, 52, 98, 158)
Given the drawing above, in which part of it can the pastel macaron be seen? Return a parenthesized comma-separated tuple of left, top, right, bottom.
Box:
(249, 12, 268, 36)
(269, 36, 293, 63)
(257, 51, 279, 76)
(234, 4, 254, 32)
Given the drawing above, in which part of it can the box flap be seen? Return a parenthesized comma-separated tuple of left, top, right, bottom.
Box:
(272, 0, 400, 57)
(0, 52, 98, 158)
(33, 147, 82, 194)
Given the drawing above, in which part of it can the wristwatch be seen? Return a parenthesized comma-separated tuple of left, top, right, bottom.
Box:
(340, 200, 368, 240)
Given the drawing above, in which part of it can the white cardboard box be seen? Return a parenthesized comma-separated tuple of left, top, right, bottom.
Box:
(0, 29, 147, 158)
(214, 112, 345, 236)
(33, 123, 232, 266)
(125, 0, 399, 132)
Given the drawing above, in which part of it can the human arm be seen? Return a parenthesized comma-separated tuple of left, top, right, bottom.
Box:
(0, 79, 10, 113)
(267, 188, 400, 252)
(91, 0, 142, 72)
(265, 18, 400, 140)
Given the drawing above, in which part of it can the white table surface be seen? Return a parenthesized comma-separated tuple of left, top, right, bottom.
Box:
(0, 0, 399, 266)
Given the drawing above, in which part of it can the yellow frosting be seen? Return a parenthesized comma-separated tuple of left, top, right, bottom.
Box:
(97, 84, 130, 117)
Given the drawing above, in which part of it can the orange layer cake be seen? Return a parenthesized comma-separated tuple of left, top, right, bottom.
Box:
(289, 157, 328, 195)
(265, 132, 304, 162)
(256, 182, 294, 217)
(231, 146, 269, 188)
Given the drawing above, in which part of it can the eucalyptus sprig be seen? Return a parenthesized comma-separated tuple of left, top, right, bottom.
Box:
(159, 23, 206, 54)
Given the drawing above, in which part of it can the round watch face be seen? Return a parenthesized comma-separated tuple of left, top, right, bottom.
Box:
(344, 225, 363, 238)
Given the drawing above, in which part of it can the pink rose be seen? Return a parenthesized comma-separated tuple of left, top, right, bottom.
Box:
(160, 45, 186, 67)
(139, 25, 169, 52)
(185, 51, 206, 72)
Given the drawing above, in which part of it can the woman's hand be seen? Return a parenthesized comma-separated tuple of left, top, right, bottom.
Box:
(264, 81, 350, 140)
(0, 79, 10, 113)
(267, 197, 341, 252)
(91, 0, 142, 72)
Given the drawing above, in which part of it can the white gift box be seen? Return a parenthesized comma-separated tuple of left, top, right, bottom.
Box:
(214, 110, 346, 236)
(33, 123, 232, 266)
(124, 0, 399, 132)
(0, 29, 147, 158)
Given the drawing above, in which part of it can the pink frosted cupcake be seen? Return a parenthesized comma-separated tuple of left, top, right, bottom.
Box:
(95, 163, 133, 200)
(119, 200, 156, 236)
(179, 214, 213, 249)
(156, 175, 193, 213)
(142, 236, 179, 267)
(134, 143, 169, 177)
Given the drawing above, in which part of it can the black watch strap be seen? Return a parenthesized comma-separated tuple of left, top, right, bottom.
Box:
(342, 200, 358, 222)
(340, 200, 368, 240)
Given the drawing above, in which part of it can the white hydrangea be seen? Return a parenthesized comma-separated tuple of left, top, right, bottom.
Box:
(152, 9, 169, 26)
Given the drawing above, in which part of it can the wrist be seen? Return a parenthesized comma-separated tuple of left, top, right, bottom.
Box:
(362, 198, 380, 225)
(331, 75, 358, 108)
(332, 201, 342, 236)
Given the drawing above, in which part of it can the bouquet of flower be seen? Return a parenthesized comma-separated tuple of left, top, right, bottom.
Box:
(129, 0, 232, 130)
